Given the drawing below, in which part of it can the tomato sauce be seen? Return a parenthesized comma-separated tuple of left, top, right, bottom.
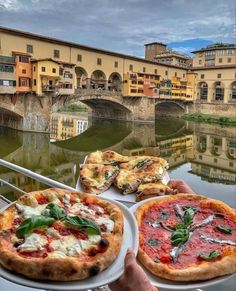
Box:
(140, 198, 236, 269)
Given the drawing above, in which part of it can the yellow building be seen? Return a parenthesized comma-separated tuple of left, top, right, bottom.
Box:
(192, 43, 236, 103)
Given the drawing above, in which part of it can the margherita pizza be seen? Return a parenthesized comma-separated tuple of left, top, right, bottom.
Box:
(135, 194, 236, 281)
(0, 188, 123, 281)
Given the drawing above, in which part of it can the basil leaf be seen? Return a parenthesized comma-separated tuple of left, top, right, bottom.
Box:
(199, 250, 220, 260)
(171, 228, 189, 246)
(215, 225, 232, 234)
(184, 208, 195, 226)
(175, 223, 188, 230)
(45, 203, 66, 220)
(147, 238, 160, 247)
(16, 215, 55, 238)
(160, 211, 169, 220)
(133, 159, 150, 170)
(65, 216, 101, 235)
(183, 205, 200, 213)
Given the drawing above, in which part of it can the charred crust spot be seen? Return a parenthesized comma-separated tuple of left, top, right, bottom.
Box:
(42, 268, 53, 277)
(90, 265, 100, 276)
(66, 268, 77, 276)
(6, 258, 13, 266)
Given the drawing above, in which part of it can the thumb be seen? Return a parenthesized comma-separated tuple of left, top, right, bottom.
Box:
(125, 248, 136, 267)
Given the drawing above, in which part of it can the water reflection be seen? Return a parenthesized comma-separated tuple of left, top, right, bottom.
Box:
(0, 114, 235, 207)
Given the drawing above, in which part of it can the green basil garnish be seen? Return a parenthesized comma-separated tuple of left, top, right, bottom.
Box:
(45, 203, 67, 220)
(65, 216, 101, 235)
(199, 250, 220, 260)
(147, 238, 160, 247)
(215, 225, 232, 234)
(133, 159, 150, 169)
(110, 161, 120, 166)
(184, 208, 195, 226)
(16, 215, 55, 238)
(183, 205, 200, 213)
(175, 223, 188, 230)
(171, 228, 189, 246)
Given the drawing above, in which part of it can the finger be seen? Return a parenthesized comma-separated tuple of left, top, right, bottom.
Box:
(125, 248, 136, 266)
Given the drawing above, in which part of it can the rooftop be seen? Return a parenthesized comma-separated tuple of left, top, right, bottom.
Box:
(192, 43, 236, 53)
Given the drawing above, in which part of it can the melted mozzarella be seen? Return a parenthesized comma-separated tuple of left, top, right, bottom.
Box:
(17, 233, 47, 252)
(16, 203, 47, 219)
(69, 203, 96, 216)
(50, 234, 101, 257)
(63, 194, 71, 208)
(96, 217, 114, 232)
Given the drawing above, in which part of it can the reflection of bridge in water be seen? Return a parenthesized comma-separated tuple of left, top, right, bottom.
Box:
(1, 119, 236, 199)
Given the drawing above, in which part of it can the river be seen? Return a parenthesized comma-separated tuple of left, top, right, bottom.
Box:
(0, 113, 235, 208)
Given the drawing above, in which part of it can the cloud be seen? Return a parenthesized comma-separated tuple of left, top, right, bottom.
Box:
(0, 0, 235, 56)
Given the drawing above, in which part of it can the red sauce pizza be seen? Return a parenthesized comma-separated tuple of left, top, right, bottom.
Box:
(0, 188, 123, 281)
(135, 194, 236, 281)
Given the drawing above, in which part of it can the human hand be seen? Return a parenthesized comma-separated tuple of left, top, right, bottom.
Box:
(167, 179, 195, 194)
(109, 248, 158, 291)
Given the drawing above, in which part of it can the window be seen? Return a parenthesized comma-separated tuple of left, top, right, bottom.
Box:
(0, 79, 16, 86)
(114, 61, 118, 68)
(26, 44, 33, 54)
(52, 68, 56, 73)
(19, 78, 28, 87)
(33, 66, 36, 72)
(129, 64, 133, 71)
(183, 73, 185, 78)
(154, 69, 157, 74)
(214, 158, 217, 163)
(97, 58, 102, 65)
(143, 67, 146, 73)
(19, 56, 29, 63)
(54, 49, 60, 58)
(22, 69, 26, 74)
(199, 60, 202, 64)
(175, 72, 177, 77)
(34, 79, 36, 86)
(59, 68, 63, 75)
(0, 65, 14, 73)
(200, 74, 204, 79)
(217, 74, 221, 78)
(77, 54, 82, 62)
(199, 155, 202, 160)
(219, 58, 222, 63)
(165, 70, 168, 76)
(64, 71, 73, 78)
(41, 67, 46, 72)
(229, 162, 233, 167)
(228, 58, 231, 63)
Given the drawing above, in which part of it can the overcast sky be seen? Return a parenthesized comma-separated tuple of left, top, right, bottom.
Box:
(0, 0, 235, 57)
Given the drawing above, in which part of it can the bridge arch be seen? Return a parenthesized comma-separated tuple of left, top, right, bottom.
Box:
(91, 70, 107, 89)
(75, 66, 88, 89)
(0, 107, 23, 130)
(155, 100, 185, 117)
(108, 72, 122, 92)
(79, 95, 132, 121)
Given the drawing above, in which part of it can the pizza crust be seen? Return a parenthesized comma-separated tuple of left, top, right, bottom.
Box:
(0, 188, 124, 281)
(135, 194, 236, 281)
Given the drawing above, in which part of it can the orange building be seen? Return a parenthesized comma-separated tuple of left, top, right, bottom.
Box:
(12, 51, 32, 93)
(143, 73, 160, 97)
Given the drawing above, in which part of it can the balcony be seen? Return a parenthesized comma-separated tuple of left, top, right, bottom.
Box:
(42, 85, 56, 92)
(74, 88, 122, 97)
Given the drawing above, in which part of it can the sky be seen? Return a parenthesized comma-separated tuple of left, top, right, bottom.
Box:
(0, 0, 235, 57)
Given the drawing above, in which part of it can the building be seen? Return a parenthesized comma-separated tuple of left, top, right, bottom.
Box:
(192, 43, 236, 103)
(0, 55, 16, 94)
(0, 26, 188, 99)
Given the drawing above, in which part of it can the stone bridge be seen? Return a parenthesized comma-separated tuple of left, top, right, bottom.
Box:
(0, 89, 190, 132)
(53, 89, 156, 123)
(0, 94, 51, 131)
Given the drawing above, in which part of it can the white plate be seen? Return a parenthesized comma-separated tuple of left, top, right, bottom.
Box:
(77, 156, 170, 203)
(0, 197, 139, 291)
(130, 197, 236, 290)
